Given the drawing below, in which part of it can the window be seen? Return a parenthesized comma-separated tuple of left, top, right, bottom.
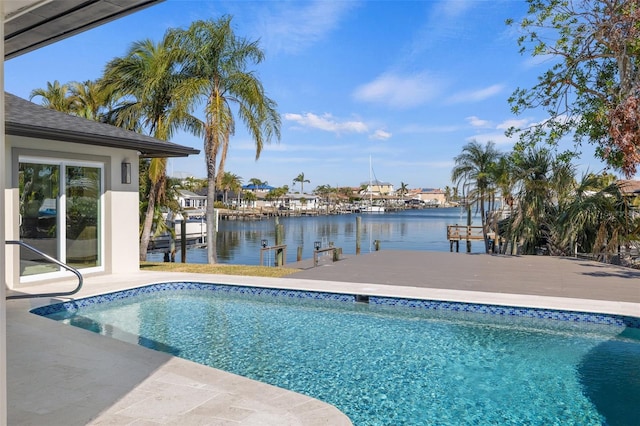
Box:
(18, 158, 103, 278)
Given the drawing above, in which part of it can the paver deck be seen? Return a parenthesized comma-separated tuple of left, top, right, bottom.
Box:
(288, 251, 640, 303)
(6, 251, 640, 425)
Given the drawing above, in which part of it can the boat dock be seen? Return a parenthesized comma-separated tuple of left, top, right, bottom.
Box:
(446, 225, 495, 252)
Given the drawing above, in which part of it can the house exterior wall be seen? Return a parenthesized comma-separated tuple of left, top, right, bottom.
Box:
(1, 12, 6, 418)
(4, 135, 140, 289)
(417, 190, 446, 205)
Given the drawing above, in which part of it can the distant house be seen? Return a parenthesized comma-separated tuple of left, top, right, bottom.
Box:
(4, 93, 198, 286)
(413, 188, 446, 206)
(282, 193, 321, 210)
(361, 180, 394, 196)
(177, 189, 207, 210)
(617, 179, 640, 196)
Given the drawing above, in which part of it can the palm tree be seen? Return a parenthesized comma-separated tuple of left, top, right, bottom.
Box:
(490, 155, 516, 253)
(557, 174, 639, 259)
(248, 177, 267, 187)
(220, 172, 242, 205)
(68, 80, 111, 121)
(507, 148, 577, 255)
(169, 17, 281, 264)
(102, 37, 199, 261)
(29, 80, 73, 112)
(398, 182, 409, 201)
(242, 190, 257, 208)
(293, 172, 310, 194)
(451, 140, 501, 253)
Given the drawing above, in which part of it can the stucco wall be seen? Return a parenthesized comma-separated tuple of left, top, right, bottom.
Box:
(4, 135, 140, 289)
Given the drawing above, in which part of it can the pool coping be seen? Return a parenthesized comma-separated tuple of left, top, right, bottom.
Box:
(7, 264, 640, 425)
(32, 280, 640, 329)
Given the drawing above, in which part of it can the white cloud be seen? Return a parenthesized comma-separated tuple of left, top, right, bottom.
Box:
(447, 84, 505, 104)
(496, 118, 530, 130)
(466, 116, 492, 128)
(370, 129, 392, 140)
(254, 1, 358, 54)
(466, 132, 515, 146)
(284, 112, 368, 134)
(353, 72, 445, 109)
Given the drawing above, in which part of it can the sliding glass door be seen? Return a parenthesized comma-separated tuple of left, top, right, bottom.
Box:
(18, 159, 103, 278)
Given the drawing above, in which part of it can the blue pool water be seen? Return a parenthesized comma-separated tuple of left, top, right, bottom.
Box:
(36, 284, 640, 425)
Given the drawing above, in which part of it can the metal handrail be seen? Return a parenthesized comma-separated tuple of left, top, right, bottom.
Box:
(5, 240, 83, 300)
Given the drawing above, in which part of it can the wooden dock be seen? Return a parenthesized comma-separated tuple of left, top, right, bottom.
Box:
(446, 225, 495, 252)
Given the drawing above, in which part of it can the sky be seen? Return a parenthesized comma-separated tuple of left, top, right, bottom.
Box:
(4, 0, 616, 191)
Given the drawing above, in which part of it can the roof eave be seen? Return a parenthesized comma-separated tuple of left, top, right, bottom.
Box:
(7, 122, 199, 158)
(4, 0, 165, 60)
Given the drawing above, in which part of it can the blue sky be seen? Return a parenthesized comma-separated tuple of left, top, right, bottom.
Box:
(5, 0, 614, 191)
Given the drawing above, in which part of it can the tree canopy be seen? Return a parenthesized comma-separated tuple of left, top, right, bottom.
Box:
(507, 0, 640, 176)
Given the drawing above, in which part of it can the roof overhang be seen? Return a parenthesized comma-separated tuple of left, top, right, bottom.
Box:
(5, 93, 199, 158)
(6, 121, 198, 158)
(4, 0, 164, 60)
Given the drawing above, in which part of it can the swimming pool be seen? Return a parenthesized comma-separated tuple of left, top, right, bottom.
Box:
(34, 283, 640, 425)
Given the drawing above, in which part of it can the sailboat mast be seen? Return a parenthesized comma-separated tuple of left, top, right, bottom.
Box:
(369, 155, 372, 206)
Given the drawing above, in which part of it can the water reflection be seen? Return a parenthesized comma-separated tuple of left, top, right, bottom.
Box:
(149, 208, 486, 265)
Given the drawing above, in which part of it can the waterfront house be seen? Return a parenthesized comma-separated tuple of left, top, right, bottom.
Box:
(282, 193, 321, 211)
(177, 189, 207, 210)
(361, 179, 394, 196)
(412, 188, 446, 206)
(5, 92, 198, 285)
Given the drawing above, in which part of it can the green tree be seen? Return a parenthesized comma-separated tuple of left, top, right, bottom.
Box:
(29, 80, 73, 112)
(242, 190, 257, 208)
(507, 148, 577, 255)
(102, 37, 199, 261)
(181, 176, 207, 192)
(314, 184, 334, 204)
(451, 140, 501, 253)
(293, 172, 310, 194)
(169, 17, 281, 264)
(220, 172, 242, 205)
(248, 177, 268, 187)
(559, 174, 640, 259)
(443, 185, 452, 203)
(68, 80, 111, 121)
(490, 155, 517, 253)
(398, 182, 409, 200)
(507, 0, 640, 176)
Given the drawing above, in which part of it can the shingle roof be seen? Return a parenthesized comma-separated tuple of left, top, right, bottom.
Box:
(617, 179, 640, 195)
(5, 93, 199, 158)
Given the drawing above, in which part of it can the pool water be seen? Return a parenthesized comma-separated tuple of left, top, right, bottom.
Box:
(41, 287, 640, 425)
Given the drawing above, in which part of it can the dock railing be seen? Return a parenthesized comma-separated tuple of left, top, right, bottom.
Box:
(446, 225, 495, 252)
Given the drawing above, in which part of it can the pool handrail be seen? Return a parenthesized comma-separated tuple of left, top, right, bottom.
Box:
(5, 240, 83, 300)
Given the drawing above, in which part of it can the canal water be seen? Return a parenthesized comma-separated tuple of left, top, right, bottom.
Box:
(148, 207, 486, 265)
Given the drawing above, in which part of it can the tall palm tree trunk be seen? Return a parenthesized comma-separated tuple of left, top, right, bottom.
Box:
(479, 195, 491, 253)
(139, 180, 161, 261)
(205, 136, 218, 264)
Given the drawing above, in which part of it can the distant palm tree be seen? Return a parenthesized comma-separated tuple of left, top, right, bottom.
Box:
(398, 182, 409, 200)
(293, 172, 311, 194)
(220, 172, 242, 205)
(30, 80, 73, 112)
(242, 190, 257, 208)
(451, 140, 501, 253)
(248, 177, 268, 188)
(102, 37, 199, 261)
(169, 17, 281, 264)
